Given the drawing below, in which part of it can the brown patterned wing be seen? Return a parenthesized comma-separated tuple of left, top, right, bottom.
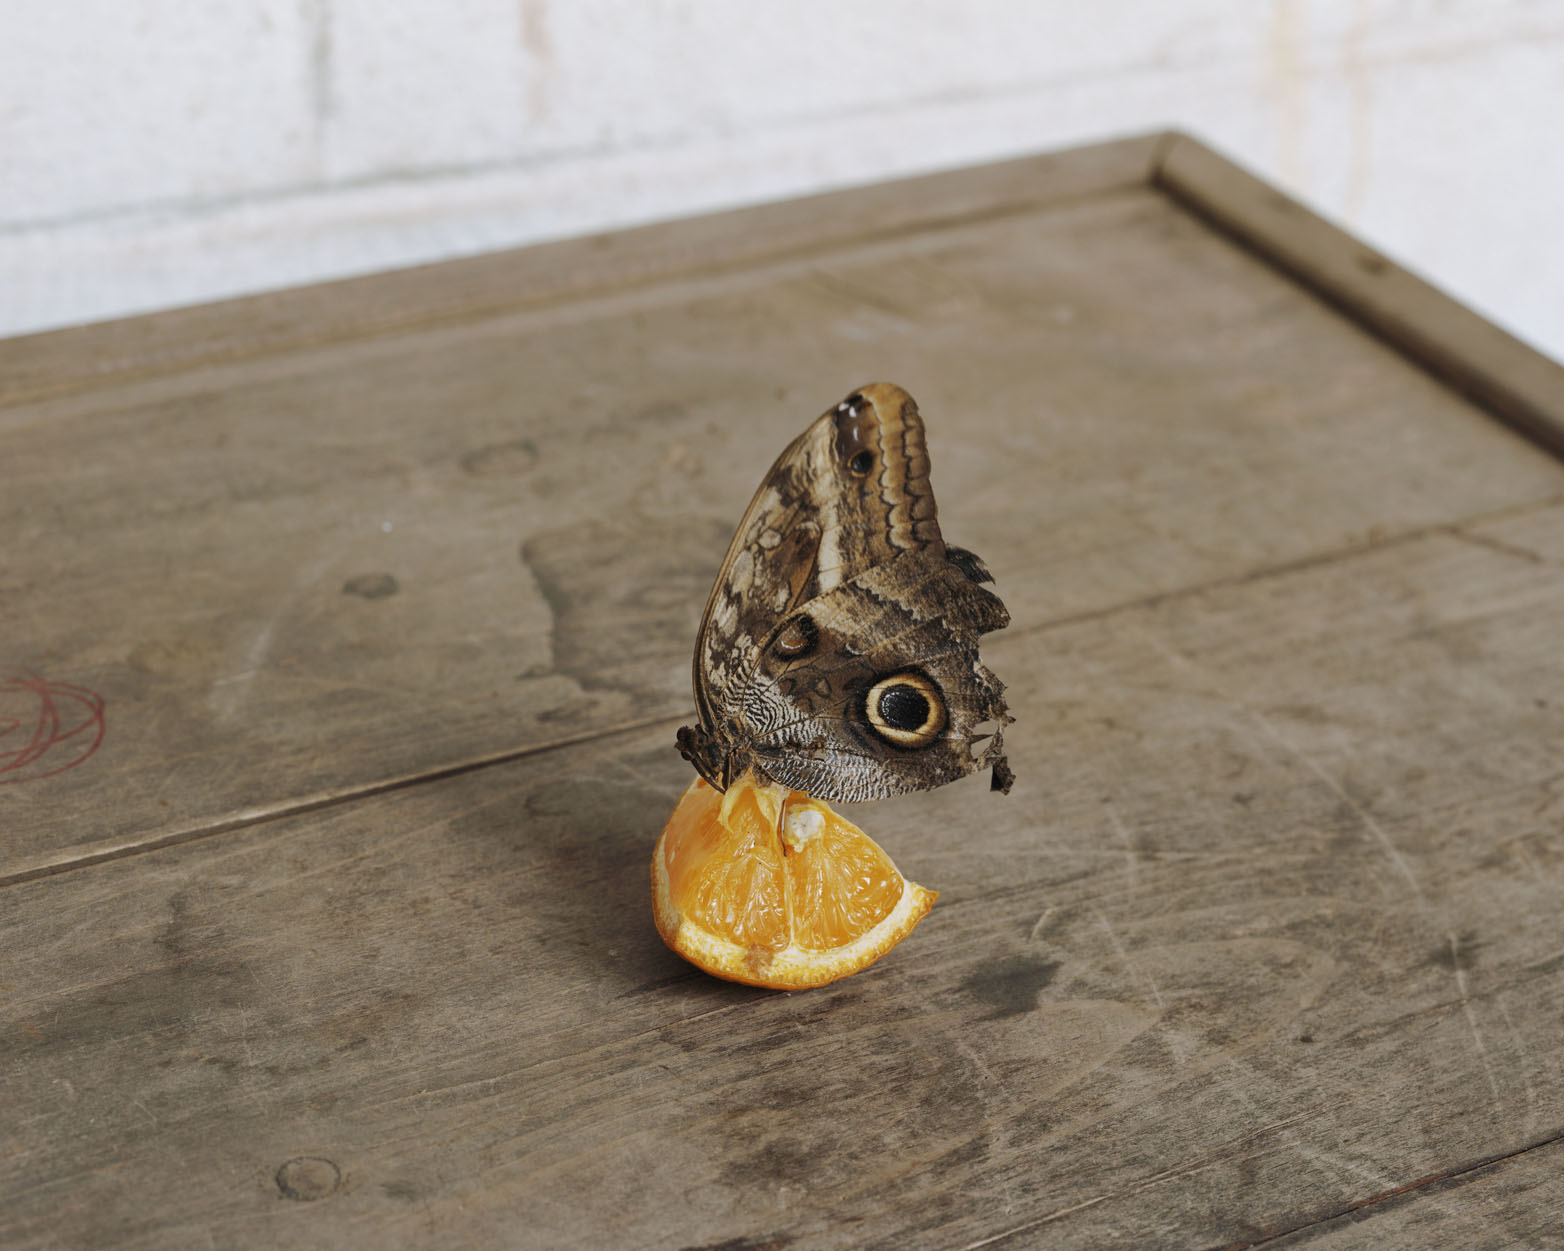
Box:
(738, 550, 1013, 803)
(687, 383, 1013, 800)
(692, 383, 944, 736)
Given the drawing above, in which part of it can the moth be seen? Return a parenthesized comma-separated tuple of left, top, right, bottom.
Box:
(677, 383, 1013, 803)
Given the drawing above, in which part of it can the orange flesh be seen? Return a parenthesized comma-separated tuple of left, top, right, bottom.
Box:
(653, 774, 935, 988)
(662, 779, 789, 952)
(785, 809, 900, 950)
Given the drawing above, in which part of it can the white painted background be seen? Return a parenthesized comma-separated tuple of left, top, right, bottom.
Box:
(3, 1, 1561, 361)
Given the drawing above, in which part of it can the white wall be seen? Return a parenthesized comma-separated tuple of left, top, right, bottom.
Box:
(3, 1, 1561, 362)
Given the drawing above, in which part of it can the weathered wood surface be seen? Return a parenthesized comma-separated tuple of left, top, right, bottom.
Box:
(5, 164, 1562, 882)
(1265, 1140, 1564, 1249)
(0, 135, 1165, 409)
(3, 133, 1563, 1248)
(3, 503, 1562, 1249)
(1157, 134, 1564, 462)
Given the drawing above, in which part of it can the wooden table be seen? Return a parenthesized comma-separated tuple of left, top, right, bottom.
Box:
(3, 133, 1562, 1249)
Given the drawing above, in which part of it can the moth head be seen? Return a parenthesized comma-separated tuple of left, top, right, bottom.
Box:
(862, 671, 947, 750)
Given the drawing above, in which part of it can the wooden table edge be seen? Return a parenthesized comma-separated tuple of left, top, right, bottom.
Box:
(9, 130, 1561, 467)
(0, 132, 1166, 407)
(1151, 130, 1564, 463)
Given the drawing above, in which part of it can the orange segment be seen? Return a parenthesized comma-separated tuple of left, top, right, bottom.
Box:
(780, 797, 902, 951)
(661, 774, 788, 952)
(651, 774, 936, 989)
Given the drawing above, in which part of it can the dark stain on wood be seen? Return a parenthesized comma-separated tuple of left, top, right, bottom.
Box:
(1428, 930, 1484, 972)
(275, 1157, 342, 1202)
(459, 438, 539, 477)
(341, 572, 399, 599)
(520, 516, 730, 697)
(959, 954, 1062, 1018)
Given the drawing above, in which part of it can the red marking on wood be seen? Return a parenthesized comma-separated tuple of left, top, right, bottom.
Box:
(0, 671, 106, 784)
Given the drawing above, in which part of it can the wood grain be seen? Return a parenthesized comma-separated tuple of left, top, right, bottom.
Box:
(0, 135, 1166, 408)
(1258, 1140, 1564, 1248)
(3, 505, 1562, 1249)
(1156, 132, 1564, 461)
(5, 182, 1562, 879)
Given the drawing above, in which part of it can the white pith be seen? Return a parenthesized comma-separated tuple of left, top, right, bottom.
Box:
(781, 806, 824, 851)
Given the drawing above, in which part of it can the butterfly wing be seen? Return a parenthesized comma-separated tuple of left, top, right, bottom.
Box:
(744, 549, 1013, 801)
(687, 383, 1013, 800)
(693, 383, 939, 719)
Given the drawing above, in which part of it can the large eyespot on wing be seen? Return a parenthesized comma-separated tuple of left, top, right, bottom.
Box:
(861, 671, 947, 750)
(748, 640, 1012, 804)
(737, 546, 1013, 802)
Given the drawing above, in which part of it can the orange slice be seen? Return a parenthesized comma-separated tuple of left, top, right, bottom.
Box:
(651, 773, 937, 989)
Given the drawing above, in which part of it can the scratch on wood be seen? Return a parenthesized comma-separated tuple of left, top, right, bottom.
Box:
(1133, 622, 1423, 898)
(1251, 710, 1511, 1110)
(209, 557, 334, 723)
(1494, 992, 1538, 1131)
(1225, 1059, 1393, 1191)
(1093, 906, 1165, 1010)
(1105, 805, 1139, 897)
(1444, 523, 1547, 566)
(1247, 711, 1424, 900)
(1513, 836, 1549, 881)
(1446, 930, 1503, 1102)
(960, 1192, 1113, 1249)
(1216, 1131, 1564, 1249)
(939, 1020, 1013, 1101)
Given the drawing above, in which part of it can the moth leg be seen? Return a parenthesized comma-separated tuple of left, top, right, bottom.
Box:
(676, 724, 727, 791)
